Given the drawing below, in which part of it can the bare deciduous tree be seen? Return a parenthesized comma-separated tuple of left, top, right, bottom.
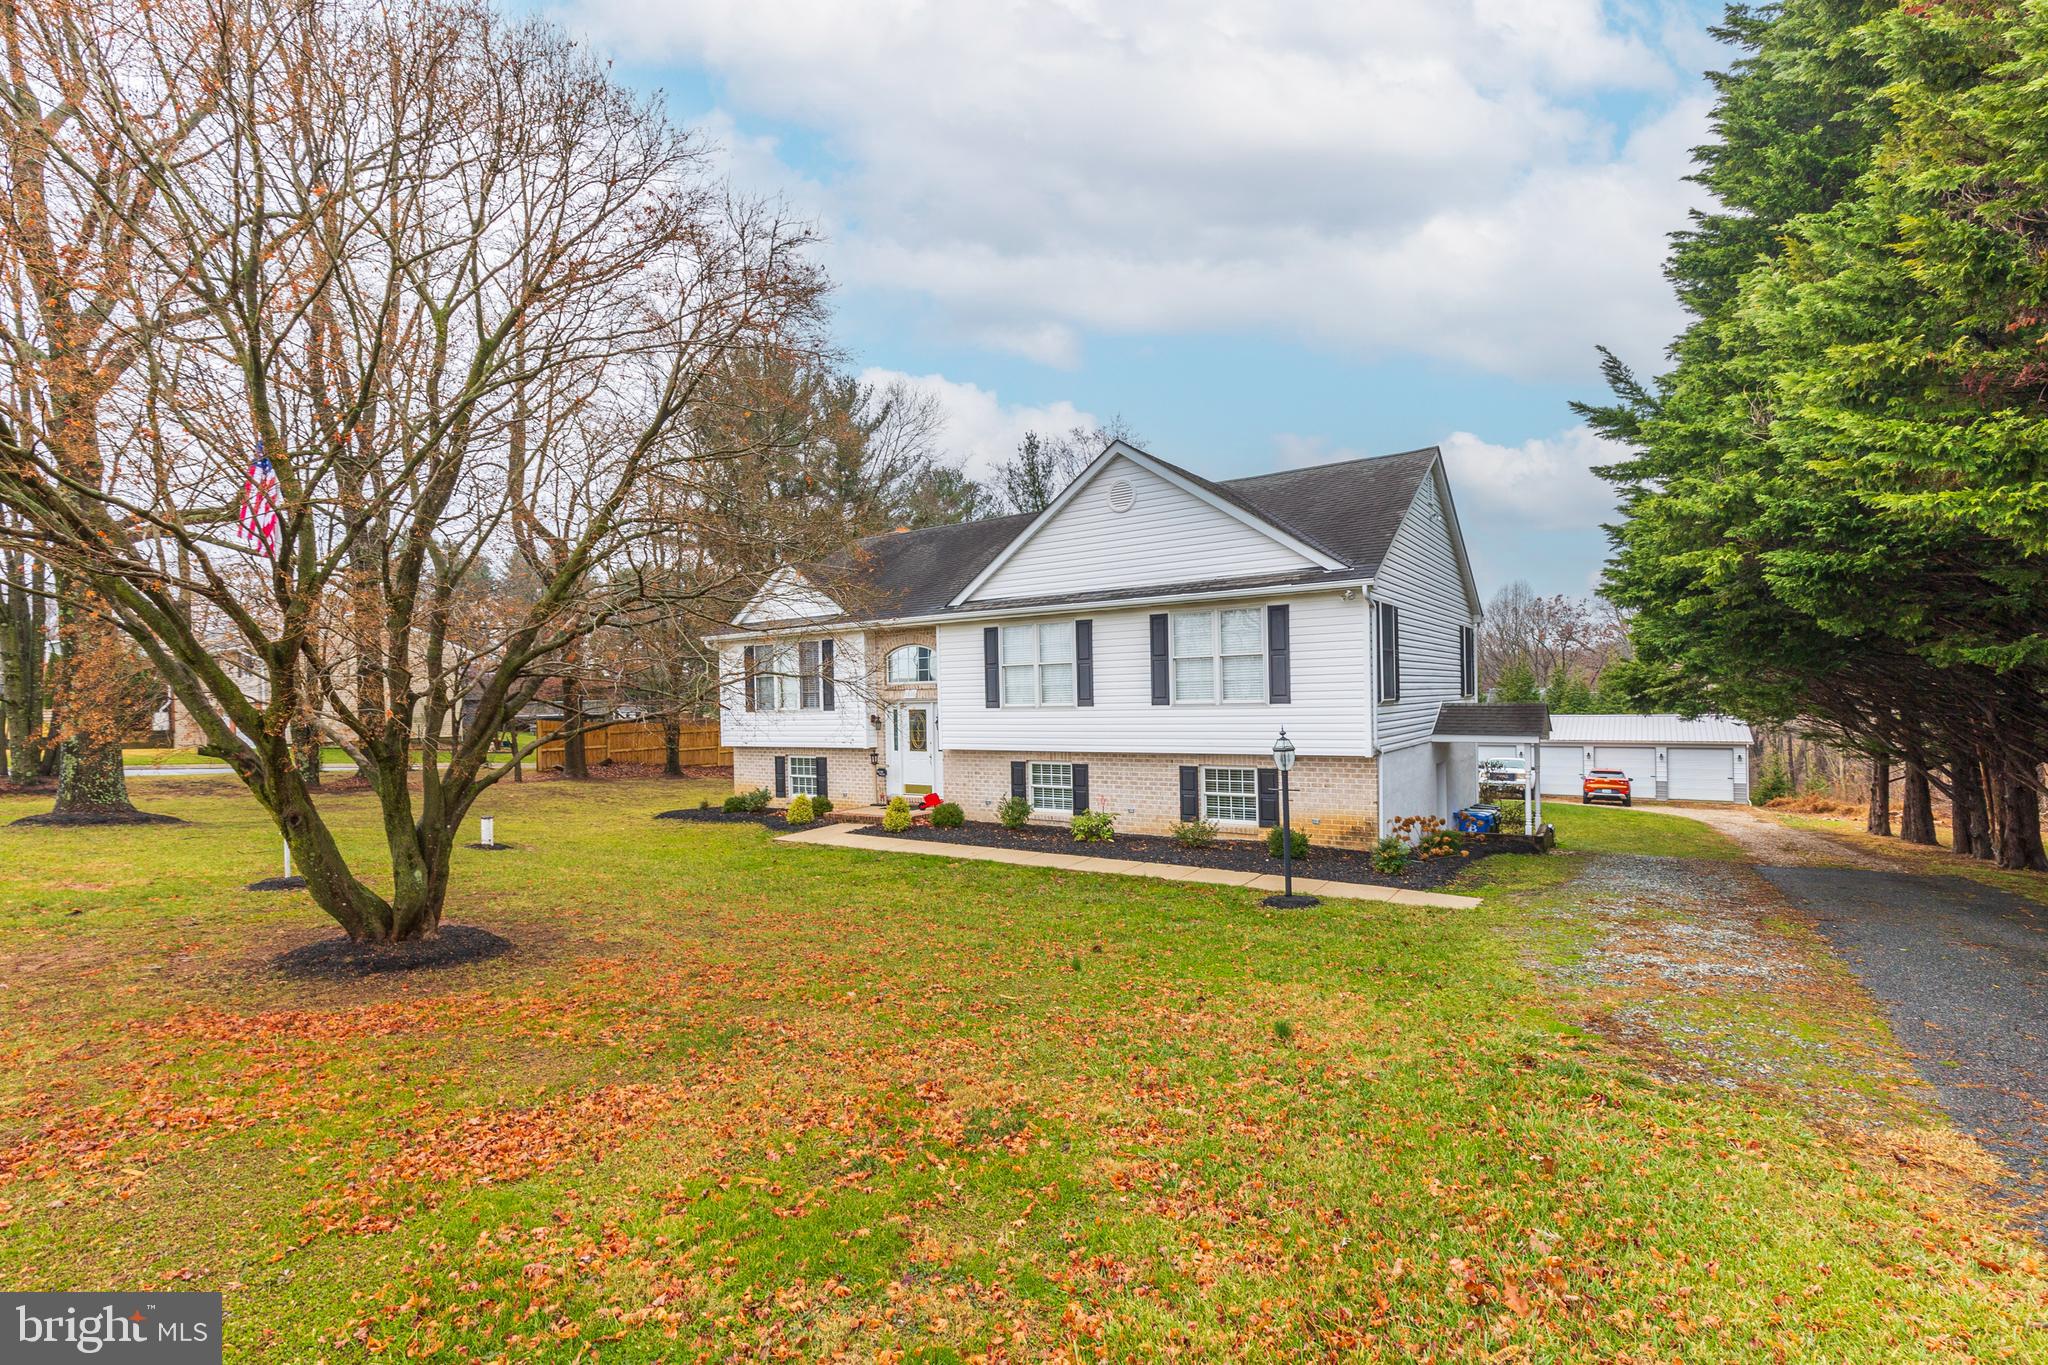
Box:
(0, 0, 830, 939)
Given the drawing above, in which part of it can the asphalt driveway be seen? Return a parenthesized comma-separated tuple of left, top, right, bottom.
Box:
(1758, 864, 2048, 1218)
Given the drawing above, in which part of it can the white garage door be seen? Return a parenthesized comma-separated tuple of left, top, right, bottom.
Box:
(1538, 745, 1584, 797)
(1592, 746, 1656, 797)
(1668, 747, 1736, 802)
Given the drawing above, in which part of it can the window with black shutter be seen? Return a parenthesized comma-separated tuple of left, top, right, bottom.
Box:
(1266, 604, 1290, 704)
(1377, 603, 1401, 703)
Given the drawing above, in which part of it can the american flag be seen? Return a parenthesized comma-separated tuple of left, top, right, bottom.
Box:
(236, 450, 282, 556)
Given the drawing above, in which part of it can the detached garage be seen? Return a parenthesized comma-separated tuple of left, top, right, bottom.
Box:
(1542, 714, 1754, 804)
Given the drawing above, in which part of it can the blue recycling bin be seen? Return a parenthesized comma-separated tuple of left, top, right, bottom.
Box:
(1453, 805, 1500, 835)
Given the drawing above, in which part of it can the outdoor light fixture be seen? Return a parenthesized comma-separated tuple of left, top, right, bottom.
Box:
(1263, 729, 1318, 909)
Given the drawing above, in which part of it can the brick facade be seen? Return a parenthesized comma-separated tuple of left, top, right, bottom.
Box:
(942, 750, 1380, 848)
(733, 745, 879, 804)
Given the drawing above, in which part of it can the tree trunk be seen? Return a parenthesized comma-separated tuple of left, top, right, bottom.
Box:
(1865, 754, 1891, 837)
(561, 675, 588, 780)
(48, 581, 139, 817)
(1899, 763, 1937, 845)
(1, 546, 39, 780)
(662, 715, 682, 777)
(1992, 765, 2048, 872)
(51, 737, 133, 816)
(1952, 761, 1994, 860)
(293, 719, 322, 789)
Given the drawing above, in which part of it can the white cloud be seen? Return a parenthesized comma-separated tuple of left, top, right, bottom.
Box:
(1436, 425, 1620, 532)
(559, 0, 1710, 378)
(1275, 424, 1623, 592)
(860, 368, 1098, 479)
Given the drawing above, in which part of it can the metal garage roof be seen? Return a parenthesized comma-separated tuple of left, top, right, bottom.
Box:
(1547, 713, 1753, 745)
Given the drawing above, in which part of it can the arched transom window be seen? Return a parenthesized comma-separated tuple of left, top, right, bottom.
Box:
(885, 644, 935, 683)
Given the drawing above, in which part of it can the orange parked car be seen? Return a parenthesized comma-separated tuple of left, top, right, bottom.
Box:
(1582, 768, 1633, 807)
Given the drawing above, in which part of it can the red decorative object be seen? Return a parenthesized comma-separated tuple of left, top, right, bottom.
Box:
(920, 792, 943, 809)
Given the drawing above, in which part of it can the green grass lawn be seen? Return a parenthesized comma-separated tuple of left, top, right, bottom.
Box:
(123, 745, 355, 769)
(1544, 799, 1745, 859)
(0, 777, 2037, 1360)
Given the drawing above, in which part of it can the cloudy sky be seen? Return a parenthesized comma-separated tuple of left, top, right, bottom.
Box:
(549, 0, 1726, 596)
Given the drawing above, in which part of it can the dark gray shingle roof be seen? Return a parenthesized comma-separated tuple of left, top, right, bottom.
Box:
(763, 444, 1443, 627)
(1432, 703, 1551, 740)
(807, 511, 1036, 620)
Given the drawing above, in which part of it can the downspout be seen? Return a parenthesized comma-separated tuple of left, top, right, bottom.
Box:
(1364, 585, 1382, 837)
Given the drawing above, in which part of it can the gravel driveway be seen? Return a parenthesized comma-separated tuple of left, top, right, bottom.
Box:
(1758, 865, 2048, 1220)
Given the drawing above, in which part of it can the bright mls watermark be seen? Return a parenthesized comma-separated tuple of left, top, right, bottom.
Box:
(3, 1294, 220, 1362)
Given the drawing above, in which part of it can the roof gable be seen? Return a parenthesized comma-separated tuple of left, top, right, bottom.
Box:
(1379, 456, 1481, 616)
(951, 442, 1342, 607)
(733, 567, 845, 626)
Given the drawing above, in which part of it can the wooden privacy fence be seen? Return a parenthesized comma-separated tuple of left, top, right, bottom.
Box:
(534, 719, 730, 769)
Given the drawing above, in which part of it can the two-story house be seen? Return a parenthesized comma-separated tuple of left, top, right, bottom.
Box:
(709, 441, 1491, 848)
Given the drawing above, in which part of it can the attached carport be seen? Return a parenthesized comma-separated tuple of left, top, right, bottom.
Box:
(1544, 714, 1754, 803)
(1433, 702, 1551, 834)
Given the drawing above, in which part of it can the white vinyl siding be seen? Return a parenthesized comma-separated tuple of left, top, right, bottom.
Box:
(1373, 469, 1478, 749)
(787, 756, 820, 796)
(1029, 761, 1074, 812)
(964, 454, 1320, 604)
(1202, 766, 1258, 823)
(939, 593, 1372, 756)
(735, 567, 844, 625)
(1172, 607, 1264, 703)
(1001, 621, 1075, 706)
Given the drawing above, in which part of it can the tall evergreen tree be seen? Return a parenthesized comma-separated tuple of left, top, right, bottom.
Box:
(1579, 1, 2048, 867)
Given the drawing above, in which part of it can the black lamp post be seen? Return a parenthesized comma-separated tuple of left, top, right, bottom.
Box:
(1262, 728, 1320, 908)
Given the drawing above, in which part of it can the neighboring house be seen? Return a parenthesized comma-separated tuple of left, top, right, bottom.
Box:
(709, 440, 1493, 847)
(161, 643, 270, 748)
(1480, 713, 1754, 803)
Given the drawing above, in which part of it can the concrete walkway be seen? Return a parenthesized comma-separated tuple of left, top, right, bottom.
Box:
(774, 822, 1483, 909)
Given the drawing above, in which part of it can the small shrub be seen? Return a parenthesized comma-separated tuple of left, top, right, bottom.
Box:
(1265, 825, 1310, 859)
(881, 796, 913, 832)
(697, 798, 711, 810)
(930, 800, 965, 829)
(997, 794, 1032, 829)
(1373, 835, 1411, 875)
(1751, 752, 1792, 806)
(734, 787, 772, 813)
(1272, 1019, 1295, 1044)
(722, 793, 749, 813)
(784, 794, 816, 826)
(812, 797, 833, 817)
(1170, 818, 1218, 849)
(1495, 798, 1525, 830)
(1071, 809, 1116, 843)
(1391, 813, 1464, 860)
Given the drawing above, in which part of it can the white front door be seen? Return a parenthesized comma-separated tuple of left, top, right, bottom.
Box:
(886, 704, 937, 795)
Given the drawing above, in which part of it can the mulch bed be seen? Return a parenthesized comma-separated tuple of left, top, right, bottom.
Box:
(247, 875, 310, 892)
(10, 809, 186, 827)
(868, 819, 1543, 891)
(655, 807, 813, 831)
(274, 924, 514, 981)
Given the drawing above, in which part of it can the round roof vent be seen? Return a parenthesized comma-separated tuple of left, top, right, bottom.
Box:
(1106, 478, 1136, 514)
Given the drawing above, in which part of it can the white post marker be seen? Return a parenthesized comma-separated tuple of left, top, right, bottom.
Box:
(481, 816, 495, 848)
(283, 839, 293, 879)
